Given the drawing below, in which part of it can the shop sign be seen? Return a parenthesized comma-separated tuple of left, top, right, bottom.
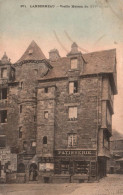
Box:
(55, 150, 96, 157)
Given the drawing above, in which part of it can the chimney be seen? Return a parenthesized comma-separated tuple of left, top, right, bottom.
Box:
(49, 49, 60, 61)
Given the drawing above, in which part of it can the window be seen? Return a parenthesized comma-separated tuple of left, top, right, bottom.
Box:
(43, 136, 47, 144)
(34, 69, 38, 75)
(44, 111, 48, 119)
(23, 141, 27, 150)
(0, 136, 6, 147)
(20, 105, 22, 113)
(34, 115, 36, 122)
(1, 68, 7, 78)
(20, 82, 23, 89)
(31, 141, 36, 147)
(103, 132, 109, 149)
(61, 161, 69, 174)
(1, 110, 7, 123)
(0, 88, 7, 100)
(28, 49, 33, 55)
(68, 107, 77, 120)
(69, 81, 78, 94)
(68, 134, 77, 147)
(44, 87, 48, 93)
(19, 127, 22, 138)
(71, 58, 78, 69)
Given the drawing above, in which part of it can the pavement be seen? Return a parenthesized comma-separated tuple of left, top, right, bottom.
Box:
(0, 174, 123, 195)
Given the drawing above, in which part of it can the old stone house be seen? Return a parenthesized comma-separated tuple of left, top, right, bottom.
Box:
(0, 41, 117, 183)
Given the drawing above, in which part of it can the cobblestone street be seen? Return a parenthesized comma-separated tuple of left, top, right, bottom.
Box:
(0, 174, 123, 195)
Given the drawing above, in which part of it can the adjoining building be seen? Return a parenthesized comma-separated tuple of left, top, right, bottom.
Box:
(0, 41, 117, 183)
(107, 131, 123, 174)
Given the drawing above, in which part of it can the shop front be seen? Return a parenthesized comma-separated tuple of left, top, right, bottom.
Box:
(53, 149, 97, 183)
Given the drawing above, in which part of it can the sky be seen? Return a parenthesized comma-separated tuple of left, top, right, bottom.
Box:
(0, 0, 123, 134)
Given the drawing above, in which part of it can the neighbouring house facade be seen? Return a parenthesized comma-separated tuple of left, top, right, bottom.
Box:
(0, 41, 117, 183)
(107, 136, 123, 174)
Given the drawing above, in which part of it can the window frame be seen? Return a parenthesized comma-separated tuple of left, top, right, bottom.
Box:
(1, 68, 7, 78)
(68, 133, 77, 147)
(70, 58, 78, 69)
(19, 126, 22, 139)
(43, 136, 47, 144)
(0, 110, 7, 123)
(20, 105, 22, 113)
(0, 88, 7, 100)
(68, 106, 77, 120)
(44, 111, 49, 119)
(44, 87, 48, 93)
(0, 135, 6, 148)
(69, 81, 78, 94)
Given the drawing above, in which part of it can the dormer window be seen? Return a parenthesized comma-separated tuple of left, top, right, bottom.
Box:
(28, 49, 33, 55)
(70, 58, 78, 69)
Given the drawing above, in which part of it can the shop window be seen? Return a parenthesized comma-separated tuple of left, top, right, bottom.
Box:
(20, 105, 22, 113)
(68, 107, 77, 120)
(0, 110, 7, 123)
(70, 58, 78, 69)
(44, 111, 48, 119)
(75, 161, 89, 174)
(69, 81, 78, 94)
(61, 161, 69, 174)
(0, 88, 7, 100)
(43, 136, 47, 144)
(0, 136, 6, 147)
(1, 68, 7, 78)
(19, 126, 22, 138)
(44, 87, 48, 93)
(68, 134, 77, 147)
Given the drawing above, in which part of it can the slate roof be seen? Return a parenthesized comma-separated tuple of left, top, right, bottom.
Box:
(16, 40, 46, 63)
(40, 49, 116, 80)
(15, 41, 116, 83)
(83, 49, 116, 75)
